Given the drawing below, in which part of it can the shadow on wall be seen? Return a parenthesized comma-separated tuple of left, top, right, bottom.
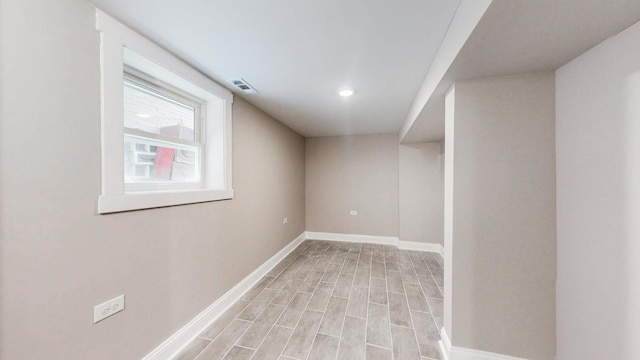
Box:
(623, 72, 640, 359)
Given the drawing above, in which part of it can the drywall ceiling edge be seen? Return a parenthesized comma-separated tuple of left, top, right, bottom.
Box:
(398, 0, 492, 143)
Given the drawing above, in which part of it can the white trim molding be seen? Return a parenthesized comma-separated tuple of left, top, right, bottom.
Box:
(398, 239, 444, 256)
(144, 231, 443, 359)
(143, 232, 306, 360)
(96, 10, 234, 214)
(440, 327, 529, 360)
(305, 231, 444, 255)
(440, 327, 452, 360)
(304, 231, 398, 246)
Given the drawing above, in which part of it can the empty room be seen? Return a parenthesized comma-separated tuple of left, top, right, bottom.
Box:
(2, 0, 640, 360)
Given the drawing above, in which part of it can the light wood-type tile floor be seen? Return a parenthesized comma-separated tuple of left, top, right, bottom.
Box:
(174, 240, 444, 360)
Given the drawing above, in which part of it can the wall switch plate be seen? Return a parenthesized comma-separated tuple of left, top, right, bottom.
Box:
(283, 217, 288, 224)
(350, 210, 358, 215)
(93, 294, 125, 324)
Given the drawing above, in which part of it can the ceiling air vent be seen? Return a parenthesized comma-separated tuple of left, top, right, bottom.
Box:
(230, 78, 259, 94)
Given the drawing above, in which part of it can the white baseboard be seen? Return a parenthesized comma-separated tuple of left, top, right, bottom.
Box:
(304, 231, 398, 245)
(440, 327, 452, 360)
(144, 231, 442, 359)
(451, 347, 528, 360)
(397, 239, 444, 257)
(305, 231, 443, 255)
(440, 327, 528, 360)
(143, 232, 306, 360)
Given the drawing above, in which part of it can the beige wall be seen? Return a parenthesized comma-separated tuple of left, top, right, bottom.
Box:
(556, 20, 640, 360)
(0, 1, 305, 358)
(445, 72, 556, 359)
(399, 142, 444, 245)
(305, 135, 399, 237)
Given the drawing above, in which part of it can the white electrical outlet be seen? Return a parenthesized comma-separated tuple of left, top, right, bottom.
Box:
(350, 210, 358, 215)
(93, 294, 125, 324)
(283, 217, 288, 224)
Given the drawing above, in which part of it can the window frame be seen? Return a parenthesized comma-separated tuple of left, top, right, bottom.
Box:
(97, 10, 233, 214)
(122, 70, 204, 192)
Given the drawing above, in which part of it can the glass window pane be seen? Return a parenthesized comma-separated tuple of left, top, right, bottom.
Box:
(123, 78, 196, 141)
(124, 135, 199, 184)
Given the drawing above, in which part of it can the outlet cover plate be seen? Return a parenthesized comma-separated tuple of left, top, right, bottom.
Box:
(93, 294, 125, 323)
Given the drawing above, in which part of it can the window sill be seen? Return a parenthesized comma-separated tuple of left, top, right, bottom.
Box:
(98, 189, 234, 214)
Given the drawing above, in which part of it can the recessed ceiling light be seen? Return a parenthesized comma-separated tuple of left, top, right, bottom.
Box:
(136, 113, 151, 118)
(338, 88, 354, 97)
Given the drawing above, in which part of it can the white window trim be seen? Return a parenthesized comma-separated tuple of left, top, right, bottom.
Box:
(96, 10, 233, 214)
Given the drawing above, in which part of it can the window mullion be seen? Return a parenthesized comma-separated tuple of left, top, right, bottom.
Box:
(124, 128, 199, 148)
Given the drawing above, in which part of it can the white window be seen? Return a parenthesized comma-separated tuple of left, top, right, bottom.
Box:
(123, 70, 203, 190)
(97, 10, 233, 214)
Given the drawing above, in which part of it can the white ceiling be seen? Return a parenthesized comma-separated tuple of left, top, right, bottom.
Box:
(88, 0, 462, 137)
(401, 0, 640, 143)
